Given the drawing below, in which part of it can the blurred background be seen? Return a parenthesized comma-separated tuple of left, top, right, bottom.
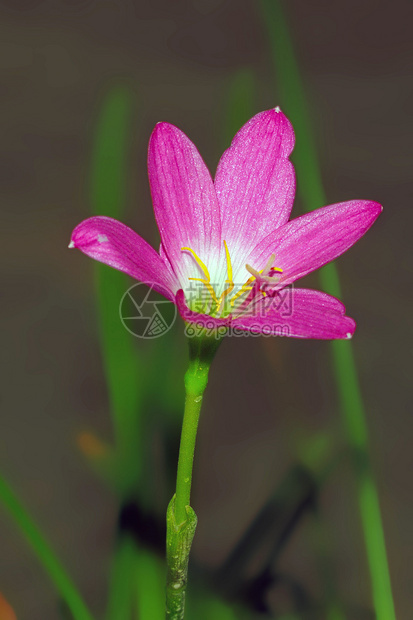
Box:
(1, 0, 412, 618)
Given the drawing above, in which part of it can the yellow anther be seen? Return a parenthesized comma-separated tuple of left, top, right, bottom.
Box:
(181, 247, 211, 282)
(223, 240, 233, 282)
(182, 246, 219, 306)
(182, 244, 282, 317)
(217, 240, 235, 311)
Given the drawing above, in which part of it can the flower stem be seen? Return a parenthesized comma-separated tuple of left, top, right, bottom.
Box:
(174, 360, 209, 525)
(165, 496, 197, 620)
(165, 332, 221, 619)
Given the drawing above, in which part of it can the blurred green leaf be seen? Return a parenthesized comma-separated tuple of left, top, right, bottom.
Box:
(135, 548, 165, 620)
(90, 85, 144, 496)
(222, 68, 256, 149)
(0, 474, 93, 620)
(258, 2, 396, 619)
(105, 538, 135, 620)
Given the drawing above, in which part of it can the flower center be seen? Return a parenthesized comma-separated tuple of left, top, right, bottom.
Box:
(181, 242, 283, 317)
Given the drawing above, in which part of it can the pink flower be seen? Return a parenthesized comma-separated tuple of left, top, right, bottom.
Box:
(70, 108, 381, 339)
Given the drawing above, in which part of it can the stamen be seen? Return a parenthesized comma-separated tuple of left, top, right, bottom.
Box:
(181, 244, 283, 318)
(233, 282, 265, 317)
(230, 276, 255, 307)
(216, 240, 235, 311)
(181, 247, 211, 281)
(187, 277, 219, 305)
(182, 246, 218, 306)
(223, 240, 233, 282)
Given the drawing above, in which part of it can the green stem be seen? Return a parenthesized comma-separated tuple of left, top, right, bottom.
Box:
(174, 359, 209, 525)
(0, 473, 93, 620)
(165, 332, 221, 619)
(165, 497, 197, 620)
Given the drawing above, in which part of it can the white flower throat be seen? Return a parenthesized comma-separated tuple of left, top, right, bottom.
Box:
(181, 241, 283, 317)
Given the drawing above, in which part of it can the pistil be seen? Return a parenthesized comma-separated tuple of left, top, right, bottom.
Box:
(245, 253, 283, 284)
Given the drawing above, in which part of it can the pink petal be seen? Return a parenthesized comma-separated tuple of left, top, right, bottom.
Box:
(148, 122, 221, 285)
(70, 216, 177, 300)
(233, 288, 356, 339)
(247, 200, 382, 287)
(214, 108, 295, 269)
